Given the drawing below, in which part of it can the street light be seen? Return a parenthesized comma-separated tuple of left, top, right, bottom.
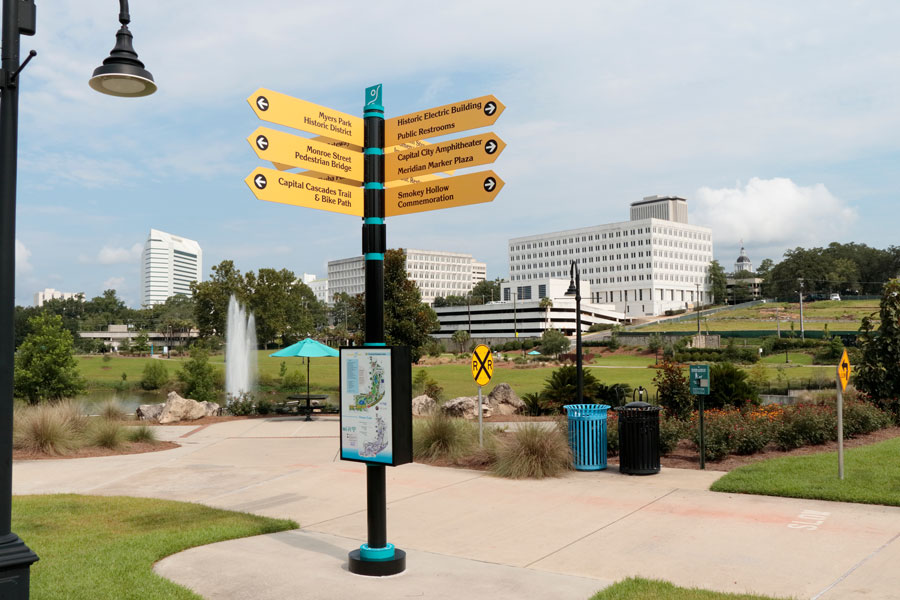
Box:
(89, 1, 157, 98)
(1, 1, 156, 595)
(565, 261, 583, 404)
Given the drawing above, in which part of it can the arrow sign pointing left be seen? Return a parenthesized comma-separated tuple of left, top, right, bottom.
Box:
(245, 167, 362, 217)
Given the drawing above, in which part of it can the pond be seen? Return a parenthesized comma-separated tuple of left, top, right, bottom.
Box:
(75, 389, 337, 416)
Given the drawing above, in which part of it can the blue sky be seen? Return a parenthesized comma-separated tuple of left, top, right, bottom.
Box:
(12, 1, 900, 307)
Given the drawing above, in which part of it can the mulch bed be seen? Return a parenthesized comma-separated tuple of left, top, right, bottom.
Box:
(13, 441, 179, 461)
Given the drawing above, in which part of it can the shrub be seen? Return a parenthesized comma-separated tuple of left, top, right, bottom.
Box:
(227, 393, 257, 416)
(653, 360, 692, 421)
(606, 413, 619, 456)
(177, 349, 219, 403)
(88, 418, 125, 449)
(13, 401, 86, 455)
(279, 369, 307, 393)
(773, 404, 837, 450)
(256, 397, 274, 415)
(126, 425, 157, 443)
(257, 371, 279, 389)
(731, 415, 773, 455)
(658, 413, 686, 455)
(540, 365, 603, 412)
(492, 423, 572, 479)
(689, 409, 738, 461)
(521, 392, 548, 416)
(140, 360, 169, 390)
(708, 362, 758, 409)
(842, 399, 892, 437)
(413, 414, 477, 461)
(98, 399, 125, 421)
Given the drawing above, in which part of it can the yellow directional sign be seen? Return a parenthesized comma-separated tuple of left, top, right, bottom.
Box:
(385, 95, 505, 146)
(838, 348, 852, 392)
(385, 170, 504, 217)
(245, 167, 362, 217)
(384, 173, 451, 188)
(248, 127, 363, 182)
(296, 170, 361, 188)
(247, 88, 363, 146)
(471, 344, 493, 386)
(385, 133, 505, 182)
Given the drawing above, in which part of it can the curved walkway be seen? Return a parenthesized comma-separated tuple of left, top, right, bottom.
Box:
(13, 417, 900, 600)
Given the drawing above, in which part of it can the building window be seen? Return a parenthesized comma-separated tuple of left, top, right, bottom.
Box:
(538, 284, 547, 299)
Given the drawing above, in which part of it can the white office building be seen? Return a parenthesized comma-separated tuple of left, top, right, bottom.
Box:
(302, 273, 329, 304)
(508, 196, 713, 317)
(33, 288, 83, 307)
(327, 249, 486, 305)
(140, 229, 203, 306)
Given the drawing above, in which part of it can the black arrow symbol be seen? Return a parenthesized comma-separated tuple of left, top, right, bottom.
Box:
(256, 96, 269, 111)
(483, 177, 496, 192)
(484, 101, 496, 116)
(485, 140, 497, 154)
(256, 135, 269, 151)
(254, 174, 267, 189)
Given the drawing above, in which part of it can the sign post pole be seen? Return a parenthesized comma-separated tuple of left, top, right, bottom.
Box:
(478, 384, 483, 447)
(836, 348, 851, 481)
(689, 364, 710, 470)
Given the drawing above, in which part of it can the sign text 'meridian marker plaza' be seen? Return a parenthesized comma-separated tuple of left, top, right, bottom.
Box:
(244, 82, 505, 578)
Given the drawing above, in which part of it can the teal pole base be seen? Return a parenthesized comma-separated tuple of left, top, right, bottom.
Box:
(348, 545, 406, 576)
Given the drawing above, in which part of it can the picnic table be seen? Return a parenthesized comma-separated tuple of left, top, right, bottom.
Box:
(278, 394, 329, 421)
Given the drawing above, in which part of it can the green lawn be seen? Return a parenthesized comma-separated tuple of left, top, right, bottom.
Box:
(13, 494, 297, 600)
(711, 437, 900, 506)
(590, 577, 792, 599)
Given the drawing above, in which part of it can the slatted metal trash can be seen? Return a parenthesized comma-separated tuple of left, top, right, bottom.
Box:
(563, 404, 611, 471)
(615, 401, 661, 475)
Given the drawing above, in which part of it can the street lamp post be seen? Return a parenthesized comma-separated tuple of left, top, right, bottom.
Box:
(1, 1, 155, 595)
(565, 261, 583, 404)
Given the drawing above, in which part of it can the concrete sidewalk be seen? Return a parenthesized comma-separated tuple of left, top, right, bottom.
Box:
(13, 417, 900, 599)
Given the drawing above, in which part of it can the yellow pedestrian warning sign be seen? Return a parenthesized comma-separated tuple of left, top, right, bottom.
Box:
(838, 348, 851, 391)
(471, 344, 493, 386)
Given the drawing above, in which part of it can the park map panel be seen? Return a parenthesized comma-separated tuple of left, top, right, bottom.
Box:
(340, 348, 393, 464)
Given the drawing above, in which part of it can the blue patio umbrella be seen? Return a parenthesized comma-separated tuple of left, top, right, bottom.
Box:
(270, 338, 339, 399)
(527, 350, 542, 355)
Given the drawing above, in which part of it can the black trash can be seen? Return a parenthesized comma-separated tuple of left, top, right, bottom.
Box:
(615, 401, 661, 475)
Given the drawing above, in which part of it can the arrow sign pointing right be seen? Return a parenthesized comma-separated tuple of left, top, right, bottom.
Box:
(484, 101, 497, 116)
(385, 170, 504, 217)
(483, 177, 496, 192)
(383, 132, 505, 182)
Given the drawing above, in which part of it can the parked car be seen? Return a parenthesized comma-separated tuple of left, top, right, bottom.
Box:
(830, 293, 841, 301)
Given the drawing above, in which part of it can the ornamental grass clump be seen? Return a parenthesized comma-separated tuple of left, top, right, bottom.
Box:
(413, 414, 478, 461)
(492, 423, 572, 479)
(126, 424, 157, 444)
(88, 418, 126, 449)
(98, 398, 125, 421)
(13, 400, 87, 456)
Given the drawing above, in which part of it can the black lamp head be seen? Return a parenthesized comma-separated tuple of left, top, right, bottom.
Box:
(89, 11, 156, 97)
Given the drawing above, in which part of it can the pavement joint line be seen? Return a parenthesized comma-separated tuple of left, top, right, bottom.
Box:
(523, 487, 678, 568)
(200, 466, 315, 504)
(303, 472, 486, 530)
(179, 425, 209, 438)
(810, 530, 900, 600)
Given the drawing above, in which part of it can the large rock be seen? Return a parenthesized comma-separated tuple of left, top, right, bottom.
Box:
(412, 395, 437, 416)
(487, 383, 525, 415)
(136, 403, 164, 422)
(441, 396, 492, 420)
(157, 391, 219, 424)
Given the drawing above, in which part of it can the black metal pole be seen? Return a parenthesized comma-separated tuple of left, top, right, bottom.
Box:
(573, 262, 583, 404)
(0, 0, 39, 594)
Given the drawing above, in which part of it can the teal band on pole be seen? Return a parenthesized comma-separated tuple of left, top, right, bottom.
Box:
(364, 148, 384, 155)
(365, 253, 384, 261)
(359, 543, 395, 560)
(363, 342, 387, 347)
(364, 110, 384, 119)
(364, 182, 384, 190)
(364, 217, 384, 225)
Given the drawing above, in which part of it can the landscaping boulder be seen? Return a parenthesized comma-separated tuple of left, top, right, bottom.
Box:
(441, 396, 492, 419)
(487, 383, 525, 415)
(157, 391, 220, 424)
(412, 394, 437, 416)
(136, 403, 164, 422)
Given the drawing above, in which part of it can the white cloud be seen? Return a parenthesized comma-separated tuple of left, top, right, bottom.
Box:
(693, 177, 857, 248)
(15, 239, 33, 274)
(103, 276, 125, 289)
(96, 243, 142, 265)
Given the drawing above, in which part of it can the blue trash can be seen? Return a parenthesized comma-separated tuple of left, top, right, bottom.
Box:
(564, 404, 611, 471)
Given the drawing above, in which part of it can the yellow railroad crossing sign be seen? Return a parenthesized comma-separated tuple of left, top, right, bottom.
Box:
(838, 348, 851, 392)
(385, 170, 504, 217)
(248, 127, 363, 182)
(385, 94, 504, 146)
(244, 167, 362, 217)
(471, 344, 493, 386)
(384, 133, 505, 182)
(247, 88, 363, 146)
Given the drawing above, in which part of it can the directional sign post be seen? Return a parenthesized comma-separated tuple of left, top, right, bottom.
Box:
(472, 344, 494, 447)
(689, 365, 710, 470)
(836, 348, 851, 480)
(245, 84, 505, 578)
